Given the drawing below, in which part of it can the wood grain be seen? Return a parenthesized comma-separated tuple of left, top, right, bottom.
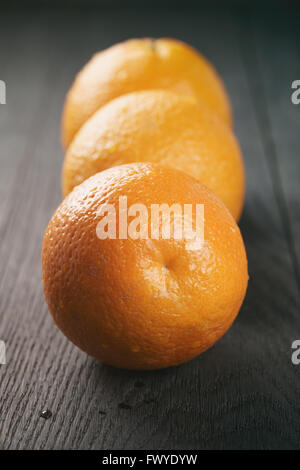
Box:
(0, 6, 299, 450)
(251, 12, 300, 284)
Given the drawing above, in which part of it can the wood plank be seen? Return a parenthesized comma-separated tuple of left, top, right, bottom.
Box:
(249, 12, 300, 285)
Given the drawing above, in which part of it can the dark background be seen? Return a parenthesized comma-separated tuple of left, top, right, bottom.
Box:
(0, 0, 300, 450)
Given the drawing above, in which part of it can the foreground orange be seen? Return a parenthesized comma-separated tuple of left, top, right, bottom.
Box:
(42, 163, 248, 370)
(62, 38, 232, 147)
(63, 90, 244, 221)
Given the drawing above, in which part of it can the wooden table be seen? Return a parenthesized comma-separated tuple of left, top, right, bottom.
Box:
(0, 5, 299, 450)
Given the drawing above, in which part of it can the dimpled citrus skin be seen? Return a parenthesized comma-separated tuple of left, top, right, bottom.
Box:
(62, 38, 232, 147)
(63, 90, 245, 221)
(42, 163, 248, 370)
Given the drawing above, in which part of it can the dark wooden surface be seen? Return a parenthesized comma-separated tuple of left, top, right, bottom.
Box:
(0, 5, 299, 450)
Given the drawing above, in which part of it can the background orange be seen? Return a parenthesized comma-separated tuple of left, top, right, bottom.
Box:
(62, 38, 232, 147)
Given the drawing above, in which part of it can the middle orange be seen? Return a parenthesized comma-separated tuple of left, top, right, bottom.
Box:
(62, 90, 245, 221)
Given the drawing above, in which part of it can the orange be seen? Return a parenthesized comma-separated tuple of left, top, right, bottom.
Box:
(42, 163, 248, 370)
(63, 90, 244, 221)
(62, 38, 232, 147)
